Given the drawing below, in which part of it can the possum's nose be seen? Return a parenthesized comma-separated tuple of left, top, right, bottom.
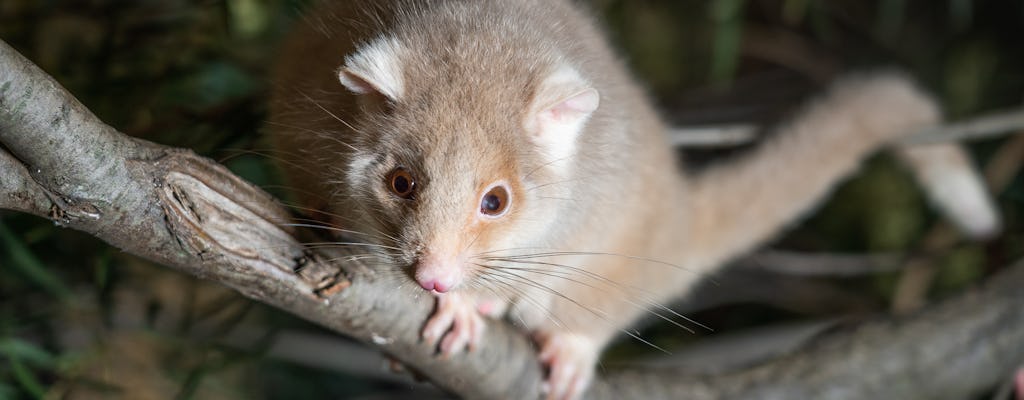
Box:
(414, 252, 462, 293)
(417, 277, 450, 292)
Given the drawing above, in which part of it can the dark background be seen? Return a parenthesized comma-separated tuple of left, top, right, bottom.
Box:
(1, 0, 1022, 398)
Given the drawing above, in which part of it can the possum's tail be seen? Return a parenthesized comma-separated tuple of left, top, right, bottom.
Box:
(681, 73, 1000, 270)
(895, 142, 1000, 238)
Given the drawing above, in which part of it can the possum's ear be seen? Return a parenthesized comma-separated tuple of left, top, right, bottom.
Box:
(338, 37, 405, 102)
(525, 65, 600, 166)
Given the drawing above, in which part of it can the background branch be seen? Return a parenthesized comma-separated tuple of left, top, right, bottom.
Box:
(671, 106, 1024, 147)
(593, 259, 1024, 399)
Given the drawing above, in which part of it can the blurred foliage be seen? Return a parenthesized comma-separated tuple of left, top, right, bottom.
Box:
(1, 0, 1022, 398)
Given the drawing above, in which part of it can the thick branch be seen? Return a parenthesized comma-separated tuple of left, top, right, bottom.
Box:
(1, 38, 1021, 399)
(591, 259, 1024, 400)
(0, 148, 51, 215)
(0, 39, 539, 399)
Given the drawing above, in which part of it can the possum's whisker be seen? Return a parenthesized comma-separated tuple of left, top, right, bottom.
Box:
(487, 256, 711, 331)
(480, 256, 652, 295)
(523, 155, 575, 180)
(281, 223, 393, 242)
(286, 218, 401, 244)
(274, 202, 402, 243)
(475, 264, 608, 320)
(473, 273, 569, 331)
(474, 263, 669, 353)
(217, 148, 315, 173)
(262, 185, 334, 202)
(301, 241, 406, 252)
(525, 177, 584, 192)
(536, 196, 577, 203)
(483, 261, 703, 333)
(322, 253, 401, 266)
(463, 279, 533, 328)
(477, 249, 698, 275)
(266, 120, 365, 152)
(295, 92, 364, 147)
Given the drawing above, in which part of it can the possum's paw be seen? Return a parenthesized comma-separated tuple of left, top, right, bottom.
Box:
(475, 296, 509, 318)
(826, 72, 941, 142)
(535, 330, 598, 400)
(422, 292, 486, 357)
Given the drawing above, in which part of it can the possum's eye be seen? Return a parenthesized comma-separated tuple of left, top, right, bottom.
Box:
(387, 168, 416, 199)
(480, 184, 511, 217)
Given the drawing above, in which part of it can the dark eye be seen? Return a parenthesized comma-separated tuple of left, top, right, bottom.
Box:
(387, 168, 416, 199)
(480, 184, 510, 217)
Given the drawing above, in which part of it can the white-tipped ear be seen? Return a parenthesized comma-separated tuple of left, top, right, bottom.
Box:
(541, 88, 600, 124)
(525, 66, 600, 165)
(338, 68, 384, 95)
(338, 36, 406, 101)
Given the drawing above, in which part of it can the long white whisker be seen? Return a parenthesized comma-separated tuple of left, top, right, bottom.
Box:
(475, 264, 669, 354)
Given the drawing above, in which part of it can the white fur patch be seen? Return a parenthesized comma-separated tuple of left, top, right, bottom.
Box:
(899, 144, 1000, 239)
(346, 153, 376, 190)
(526, 65, 600, 171)
(339, 36, 406, 100)
(919, 161, 1000, 238)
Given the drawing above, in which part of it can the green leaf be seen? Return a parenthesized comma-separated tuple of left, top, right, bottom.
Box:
(228, 0, 271, 37)
(0, 221, 72, 300)
(708, 0, 746, 87)
(0, 338, 56, 368)
(0, 382, 18, 400)
(9, 357, 45, 399)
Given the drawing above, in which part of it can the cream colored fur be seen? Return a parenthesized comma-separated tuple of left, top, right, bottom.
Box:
(268, 1, 998, 399)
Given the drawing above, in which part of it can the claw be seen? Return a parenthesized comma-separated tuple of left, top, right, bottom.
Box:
(421, 292, 486, 357)
(535, 331, 598, 400)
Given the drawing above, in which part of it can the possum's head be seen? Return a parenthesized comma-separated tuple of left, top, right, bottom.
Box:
(329, 34, 599, 293)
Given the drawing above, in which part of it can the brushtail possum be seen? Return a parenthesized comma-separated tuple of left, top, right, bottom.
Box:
(268, 1, 998, 398)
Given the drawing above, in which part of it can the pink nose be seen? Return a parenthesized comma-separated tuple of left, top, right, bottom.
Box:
(417, 278, 451, 293)
(415, 252, 460, 293)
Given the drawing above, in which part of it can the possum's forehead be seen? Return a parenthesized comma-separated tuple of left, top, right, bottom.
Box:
(343, 32, 533, 165)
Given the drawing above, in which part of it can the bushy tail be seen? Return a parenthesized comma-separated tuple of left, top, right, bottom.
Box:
(681, 73, 999, 270)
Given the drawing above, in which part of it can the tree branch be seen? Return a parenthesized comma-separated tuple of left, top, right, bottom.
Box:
(2, 39, 1022, 399)
(0, 148, 51, 215)
(0, 39, 539, 399)
(670, 106, 1024, 148)
(591, 258, 1024, 400)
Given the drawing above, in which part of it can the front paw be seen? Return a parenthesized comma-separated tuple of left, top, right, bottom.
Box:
(535, 330, 598, 400)
(475, 296, 509, 318)
(421, 292, 486, 357)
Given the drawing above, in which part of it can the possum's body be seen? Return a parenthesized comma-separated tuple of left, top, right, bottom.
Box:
(269, 1, 997, 398)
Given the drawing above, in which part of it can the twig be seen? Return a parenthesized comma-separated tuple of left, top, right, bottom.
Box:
(668, 124, 758, 147)
(891, 132, 1024, 314)
(738, 250, 902, 277)
(903, 109, 1024, 145)
(671, 107, 1024, 148)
